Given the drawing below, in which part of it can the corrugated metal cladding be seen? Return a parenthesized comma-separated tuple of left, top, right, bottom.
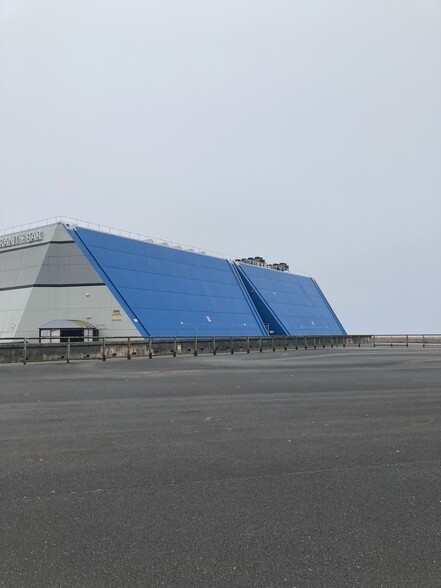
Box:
(236, 263, 346, 336)
(68, 225, 346, 337)
(70, 227, 267, 337)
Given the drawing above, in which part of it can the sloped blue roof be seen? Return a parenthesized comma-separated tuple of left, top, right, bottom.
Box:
(235, 263, 346, 336)
(69, 227, 267, 337)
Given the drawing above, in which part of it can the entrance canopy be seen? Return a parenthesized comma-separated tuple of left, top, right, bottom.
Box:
(39, 320, 96, 330)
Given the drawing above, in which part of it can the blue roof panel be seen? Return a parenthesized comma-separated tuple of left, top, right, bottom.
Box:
(69, 227, 267, 337)
(235, 263, 346, 336)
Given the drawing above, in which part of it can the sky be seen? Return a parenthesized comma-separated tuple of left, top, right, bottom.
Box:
(1, 0, 440, 334)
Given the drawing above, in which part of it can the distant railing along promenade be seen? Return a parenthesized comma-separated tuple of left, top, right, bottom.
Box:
(0, 335, 439, 365)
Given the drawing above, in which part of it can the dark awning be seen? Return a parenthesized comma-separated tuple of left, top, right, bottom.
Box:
(39, 320, 96, 330)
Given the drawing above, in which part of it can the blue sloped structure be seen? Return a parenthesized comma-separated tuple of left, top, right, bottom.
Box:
(67, 225, 345, 338)
(235, 263, 346, 336)
(69, 227, 267, 337)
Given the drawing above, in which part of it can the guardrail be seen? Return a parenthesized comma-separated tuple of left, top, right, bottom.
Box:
(0, 335, 440, 365)
(0, 217, 311, 276)
(0, 216, 235, 262)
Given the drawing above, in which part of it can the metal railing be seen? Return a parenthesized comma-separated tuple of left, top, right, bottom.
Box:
(0, 216, 235, 262)
(0, 335, 439, 365)
(0, 216, 236, 260)
(0, 216, 311, 277)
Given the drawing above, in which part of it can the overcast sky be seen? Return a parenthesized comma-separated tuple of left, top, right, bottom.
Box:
(1, 0, 440, 333)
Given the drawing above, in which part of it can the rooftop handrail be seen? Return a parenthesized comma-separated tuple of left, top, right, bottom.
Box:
(0, 215, 232, 260)
(0, 215, 311, 277)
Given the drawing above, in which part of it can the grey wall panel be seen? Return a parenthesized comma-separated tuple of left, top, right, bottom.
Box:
(0, 288, 33, 338)
(0, 223, 120, 338)
(0, 246, 49, 289)
(35, 242, 104, 286)
(52, 223, 74, 242)
(0, 239, 104, 289)
(12, 285, 139, 339)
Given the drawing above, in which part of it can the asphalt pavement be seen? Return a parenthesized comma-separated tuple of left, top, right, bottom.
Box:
(1, 347, 440, 587)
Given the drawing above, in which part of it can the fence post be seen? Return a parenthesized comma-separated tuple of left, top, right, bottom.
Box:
(194, 337, 198, 356)
(422, 334, 425, 348)
(259, 337, 263, 352)
(247, 337, 250, 353)
(272, 336, 275, 352)
(23, 338, 27, 365)
(373, 335, 376, 348)
(127, 337, 131, 360)
(173, 337, 177, 358)
(230, 337, 234, 354)
(213, 336, 216, 355)
(406, 335, 408, 348)
(284, 336, 287, 351)
(67, 337, 70, 364)
(358, 336, 360, 348)
(102, 337, 106, 361)
(149, 338, 153, 359)
(295, 336, 298, 351)
(313, 336, 316, 350)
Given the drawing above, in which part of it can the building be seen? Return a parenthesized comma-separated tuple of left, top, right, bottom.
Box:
(0, 219, 346, 340)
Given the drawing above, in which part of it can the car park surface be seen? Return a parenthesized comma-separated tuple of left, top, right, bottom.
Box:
(1, 347, 440, 587)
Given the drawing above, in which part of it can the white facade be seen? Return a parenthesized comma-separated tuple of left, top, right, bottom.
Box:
(0, 223, 139, 339)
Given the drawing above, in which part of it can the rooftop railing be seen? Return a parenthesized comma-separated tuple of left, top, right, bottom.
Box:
(0, 215, 233, 260)
(0, 216, 311, 276)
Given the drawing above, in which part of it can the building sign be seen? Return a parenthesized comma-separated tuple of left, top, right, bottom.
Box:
(112, 309, 122, 321)
(0, 231, 43, 249)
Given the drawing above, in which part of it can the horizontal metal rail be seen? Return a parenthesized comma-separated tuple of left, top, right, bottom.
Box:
(0, 335, 439, 365)
(0, 216, 311, 276)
